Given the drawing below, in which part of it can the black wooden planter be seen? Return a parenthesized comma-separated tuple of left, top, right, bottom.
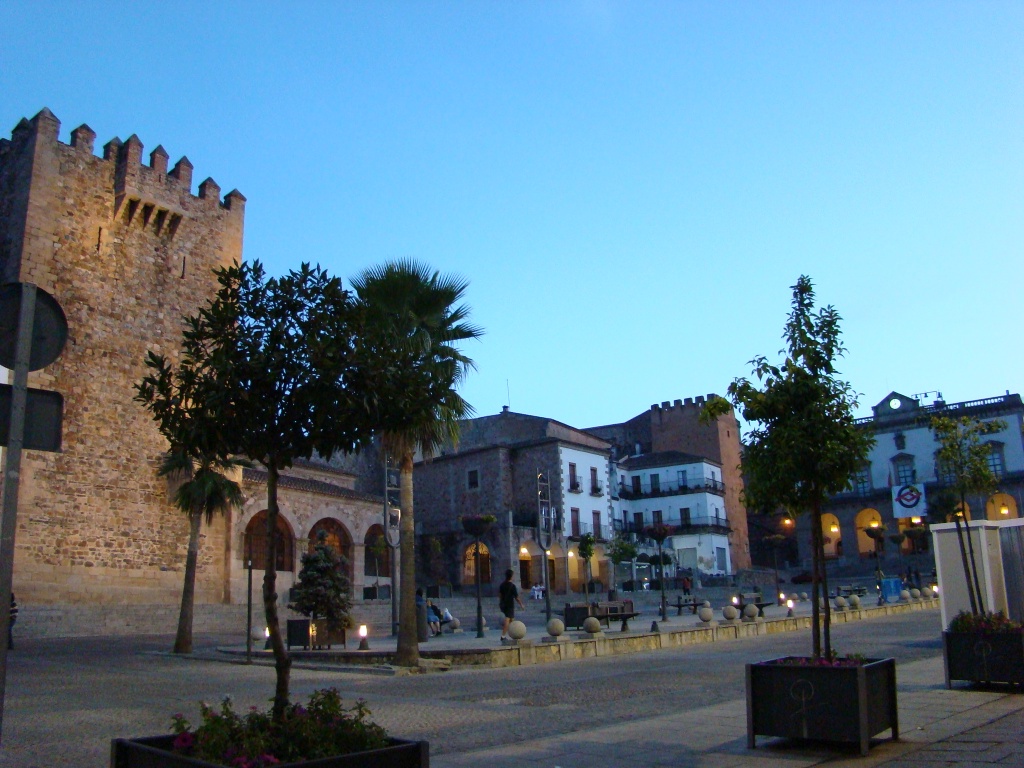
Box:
(746, 656, 898, 756)
(943, 631, 1024, 688)
(111, 736, 428, 768)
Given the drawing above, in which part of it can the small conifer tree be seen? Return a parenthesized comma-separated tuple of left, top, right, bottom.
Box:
(289, 532, 352, 631)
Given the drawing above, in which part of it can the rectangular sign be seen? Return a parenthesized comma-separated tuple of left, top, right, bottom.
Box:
(891, 482, 926, 519)
(0, 384, 63, 452)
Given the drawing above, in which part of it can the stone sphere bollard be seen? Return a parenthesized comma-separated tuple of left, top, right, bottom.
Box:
(449, 618, 461, 631)
(508, 620, 527, 640)
(921, 587, 933, 599)
(743, 603, 759, 620)
(800, 592, 809, 601)
(703, 600, 711, 608)
(818, 597, 826, 610)
(910, 588, 921, 600)
(834, 596, 848, 611)
(848, 595, 861, 609)
(722, 605, 739, 621)
(546, 618, 565, 637)
(697, 606, 715, 623)
(583, 616, 602, 634)
(900, 589, 911, 602)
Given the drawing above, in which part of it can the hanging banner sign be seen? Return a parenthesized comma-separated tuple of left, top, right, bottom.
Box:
(892, 482, 926, 518)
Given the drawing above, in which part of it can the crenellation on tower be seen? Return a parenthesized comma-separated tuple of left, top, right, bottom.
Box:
(71, 124, 96, 154)
(198, 176, 220, 203)
(169, 156, 192, 190)
(102, 136, 121, 161)
(149, 145, 168, 175)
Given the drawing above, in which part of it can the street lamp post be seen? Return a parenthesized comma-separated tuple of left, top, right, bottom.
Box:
(537, 469, 553, 624)
(383, 452, 401, 636)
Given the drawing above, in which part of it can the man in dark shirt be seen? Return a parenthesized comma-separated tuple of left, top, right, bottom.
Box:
(498, 568, 525, 641)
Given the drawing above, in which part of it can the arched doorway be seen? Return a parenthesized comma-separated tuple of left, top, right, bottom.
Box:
(821, 513, 842, 558)
(363, 524, 390, 580)
(463, 541, 491, 585)
(855, 508, 883, 557)
(986, 493, 1019, 521)
(309, 518, 353, 580)
(243, 510, 295, 572)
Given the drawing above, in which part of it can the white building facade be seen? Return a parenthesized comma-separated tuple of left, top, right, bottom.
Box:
(613, 450, 733, 576)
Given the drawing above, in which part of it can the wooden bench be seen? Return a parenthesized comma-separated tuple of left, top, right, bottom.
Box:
(736, 593, 773, 617)
(563, 600, 641, 631)
(674, 595, 700, 615)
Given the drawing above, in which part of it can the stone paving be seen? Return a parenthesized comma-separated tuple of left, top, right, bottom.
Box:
(0, 607, 1021, 768)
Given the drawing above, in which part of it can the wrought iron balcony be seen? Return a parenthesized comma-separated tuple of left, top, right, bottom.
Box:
(618, 478, 725, 500)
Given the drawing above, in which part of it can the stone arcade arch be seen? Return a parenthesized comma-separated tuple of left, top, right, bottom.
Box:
(308, 518, 354, 581)
(243, 510, 296, 572)
(855, 508, 884, 557)
(986, 493, 1019, 521)
(821, 513, 842, 558)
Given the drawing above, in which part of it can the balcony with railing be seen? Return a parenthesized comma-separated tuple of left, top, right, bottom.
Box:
(613, 514, 731, 539)
(618, 477, 725, 500)
(567, 521, 610, 541)
(589, 482, 603, 497)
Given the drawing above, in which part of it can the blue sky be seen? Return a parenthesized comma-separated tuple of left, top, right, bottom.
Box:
(3, 2, 1022, 430)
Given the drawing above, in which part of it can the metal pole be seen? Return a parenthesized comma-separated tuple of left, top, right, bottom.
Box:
(475, 538, 484, 638)
(246, 553, 253, 664)
(384, 451, 399, 636)
(0, 283, 37, 743)
(537, 469, 553, 624)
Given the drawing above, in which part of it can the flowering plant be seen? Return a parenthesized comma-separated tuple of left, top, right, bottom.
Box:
(771, 652, 869, 667)
(171, 689, 388, 767)
(947, 610, 1023, 634)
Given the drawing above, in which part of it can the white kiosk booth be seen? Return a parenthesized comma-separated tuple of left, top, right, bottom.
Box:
(931, 518, 1024, 627)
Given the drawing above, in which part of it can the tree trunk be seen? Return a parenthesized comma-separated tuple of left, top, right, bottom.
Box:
(809, 508, 822, 659)
(952, 497, 979, 615)
(814, 500, 832, 659)
(262, 463, 291, 720)
(394, 452, 420, 667)
(172, 510, 203, 654)
(961, 491, 986, 614)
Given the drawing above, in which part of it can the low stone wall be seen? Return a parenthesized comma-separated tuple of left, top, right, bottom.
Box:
(18, 600, 397, 640)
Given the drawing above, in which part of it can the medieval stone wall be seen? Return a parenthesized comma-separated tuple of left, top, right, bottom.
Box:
(0, 108, 244, 605)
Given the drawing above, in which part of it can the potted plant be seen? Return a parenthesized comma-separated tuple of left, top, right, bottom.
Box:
(111, 689, 427, 768)
(943, 610, 1024, 688)
(606, 532, 637, 600)
(705, 276, 894, 755)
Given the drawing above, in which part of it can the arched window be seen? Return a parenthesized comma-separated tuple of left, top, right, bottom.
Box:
(854, 508, 883, 557)
(244, 511, 295, 572)
(363, 525, 390, 577)
(309, 518, 353, 579)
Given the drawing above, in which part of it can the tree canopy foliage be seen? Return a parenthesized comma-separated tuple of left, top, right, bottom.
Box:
(704, 276, 873, 659)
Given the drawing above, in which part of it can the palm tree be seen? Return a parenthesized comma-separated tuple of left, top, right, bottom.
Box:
(352, 259, 482, 667)
(160, 450, 246, 654)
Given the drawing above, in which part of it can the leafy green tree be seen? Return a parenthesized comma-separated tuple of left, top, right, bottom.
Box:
(140, 261, 388, 719)
(352, 259, 482, 667)
(607, 532, 638, 596)
(289, 531, 353, 630)
(137, 340, 248, 655)
(577, 532, 596, 594)
(703, 276, 873, 659)
(931, 415, 1005, 615)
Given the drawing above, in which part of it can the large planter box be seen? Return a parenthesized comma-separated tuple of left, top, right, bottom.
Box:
(111, 735, 428, 768)
(943, 630, 1024, 688)
(746, 656, 898, 756)
(286, 618, 347, 650)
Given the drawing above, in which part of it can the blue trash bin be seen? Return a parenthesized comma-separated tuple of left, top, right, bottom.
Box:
(881, 577, 903, 604)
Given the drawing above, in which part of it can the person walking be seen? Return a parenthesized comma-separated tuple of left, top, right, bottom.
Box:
(498, 569, 525, 642)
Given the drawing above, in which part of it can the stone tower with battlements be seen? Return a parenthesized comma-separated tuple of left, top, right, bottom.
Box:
(587, 395, 751, 571)
(0, 108, 245, 606)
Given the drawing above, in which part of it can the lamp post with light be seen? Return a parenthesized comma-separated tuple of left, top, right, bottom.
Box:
(383, 453, 401, 636)
(462, 515, 494, 639)
(537, 469, 554, 624)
